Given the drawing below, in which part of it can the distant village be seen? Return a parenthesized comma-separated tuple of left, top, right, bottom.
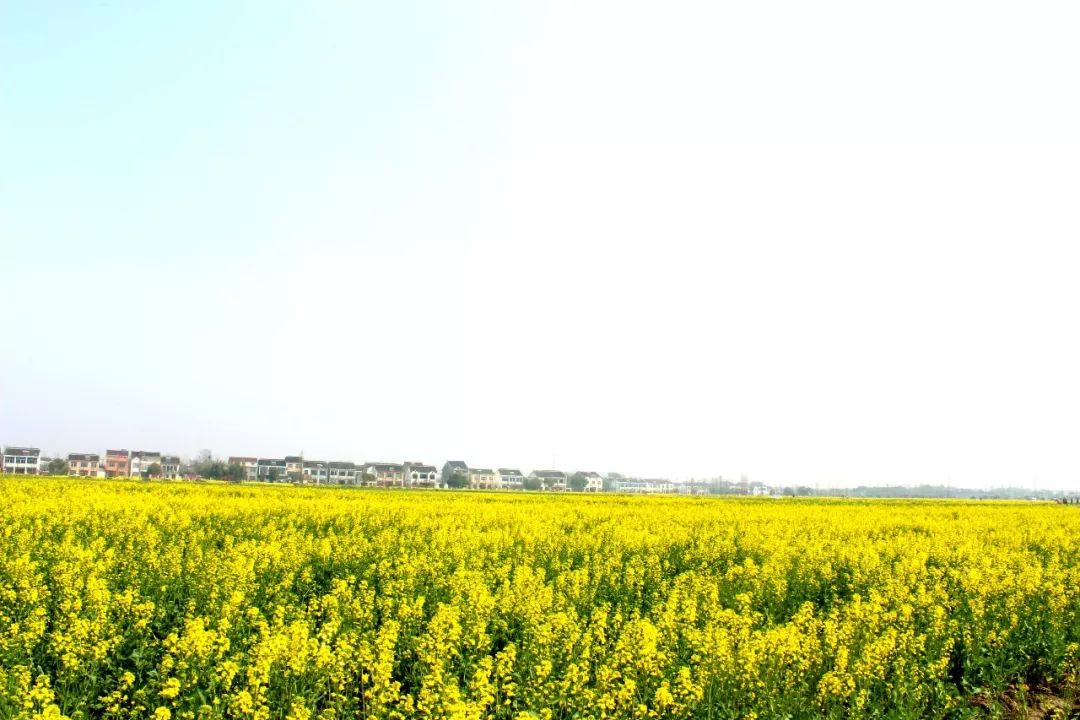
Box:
(4, 445, 1078, 501)
(1, 445, 695, 493)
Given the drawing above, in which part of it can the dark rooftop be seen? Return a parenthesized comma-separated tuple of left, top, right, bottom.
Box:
(3, 447, 40, 457)
(532, 470, 567, 478)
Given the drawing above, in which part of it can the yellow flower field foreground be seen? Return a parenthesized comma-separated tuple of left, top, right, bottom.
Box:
(2, 477, 1079, 719)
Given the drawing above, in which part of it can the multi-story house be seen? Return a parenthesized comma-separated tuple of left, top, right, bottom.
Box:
(257, 458, 287, 481)
(161, 456, 181, 479)
(365, 463, 405, 487)
(468, 468, 499, 489)
(404, 462, 438, 487)
(130, 451, 162, 478)
(67, 453, 100, 477)
(531, 470, 567, 491)
(285, 456, 304, 481)
(103, 449, 130, 477)
(497, 468, 525, 489)
(3, 447, 41, 475)
(616, 479, 674, 494)
(303, 460, 328, 484)
(573, 471, 604, 492)
(441, 460, 468, 486)
(328, 461, 358, 484)
(228, 457, 259, 481)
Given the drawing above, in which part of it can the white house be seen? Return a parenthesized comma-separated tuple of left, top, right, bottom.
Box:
(257, 458, 287, 481)
(161, 456, 181, 479)
(404, 462, 438, 487)
(2, 447, 40, 474)
(616, 479, 674, 494)
(530, 470, 567, 491)
(586, 472, 603, 492)
(303, 461, 329, 484)
(497, 468, 524, 489)
(328, 461, 358, 484)
(366, 463, 405, 486)
(129, 451, 162, 478)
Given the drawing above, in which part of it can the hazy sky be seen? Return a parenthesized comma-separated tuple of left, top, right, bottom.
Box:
(3, 1, 1080, 489)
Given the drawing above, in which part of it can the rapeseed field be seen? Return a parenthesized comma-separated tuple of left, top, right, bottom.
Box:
(1, 477, 1078, 719)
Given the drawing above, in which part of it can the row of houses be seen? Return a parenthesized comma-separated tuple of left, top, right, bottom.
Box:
(2, 446, 676, 493)
(223, 457, 442, 486)
(1, 447, 181, 478)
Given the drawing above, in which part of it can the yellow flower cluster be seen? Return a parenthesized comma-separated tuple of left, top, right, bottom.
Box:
(1, 476, 1078, 719)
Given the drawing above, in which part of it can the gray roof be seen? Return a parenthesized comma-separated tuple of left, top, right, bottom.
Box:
(162, 456, 180, 464)
(106, 449, 129, 457)
(67, 453, 99, 461)
(285, 456, 303, 463)
(470, 468, 495, 474)
(498, 468, 523, 475)
(257, 458, 287, 466)
(3, 447, 40, 457)
(369, 463, 403, 471)
(531, 470, 567, 479)
(409, 464, 437, 472)
(328, 461, 356, 469)
(131, 450, 160, 459)
(444, 460, 468, 469)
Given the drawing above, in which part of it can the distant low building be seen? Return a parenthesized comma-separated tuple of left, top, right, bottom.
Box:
(468, 468, 499, 489)
(303, 460, 328, 483)
(366, 463, 405, 487)
(228, 456, 259, 481)
(328, 461, 358, 484)
(257, 458, 287, 481)
(3, 447, 42, 475)
(161, 456, 181, 479)
(616, 479, 673, 494)
(130, 451, 162, 478)
(570, 471, 604, 492)
(531, 470, 567, 491)
(441, 460, 468, 486)
(497, 468, 524, 489)
(285, 456, 304, 480)
(405, 462, 438, 487)
(103, 449, 130, 477)
(67, 453, 100, 477)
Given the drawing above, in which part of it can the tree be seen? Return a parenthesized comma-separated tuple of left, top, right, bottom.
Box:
(568, 473, 588, 492)
(446, 473, 469, 489)
(147, 462, 162, 478)
(225, 463, 247, 483)
(523, 477, 542, 491)
(47, 458, 68, 475)
(267, 467, 280, 482)
(200, 461, 227, 480)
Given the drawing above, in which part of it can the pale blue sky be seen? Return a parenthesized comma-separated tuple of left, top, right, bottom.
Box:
(3, 1, 1080, 488)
